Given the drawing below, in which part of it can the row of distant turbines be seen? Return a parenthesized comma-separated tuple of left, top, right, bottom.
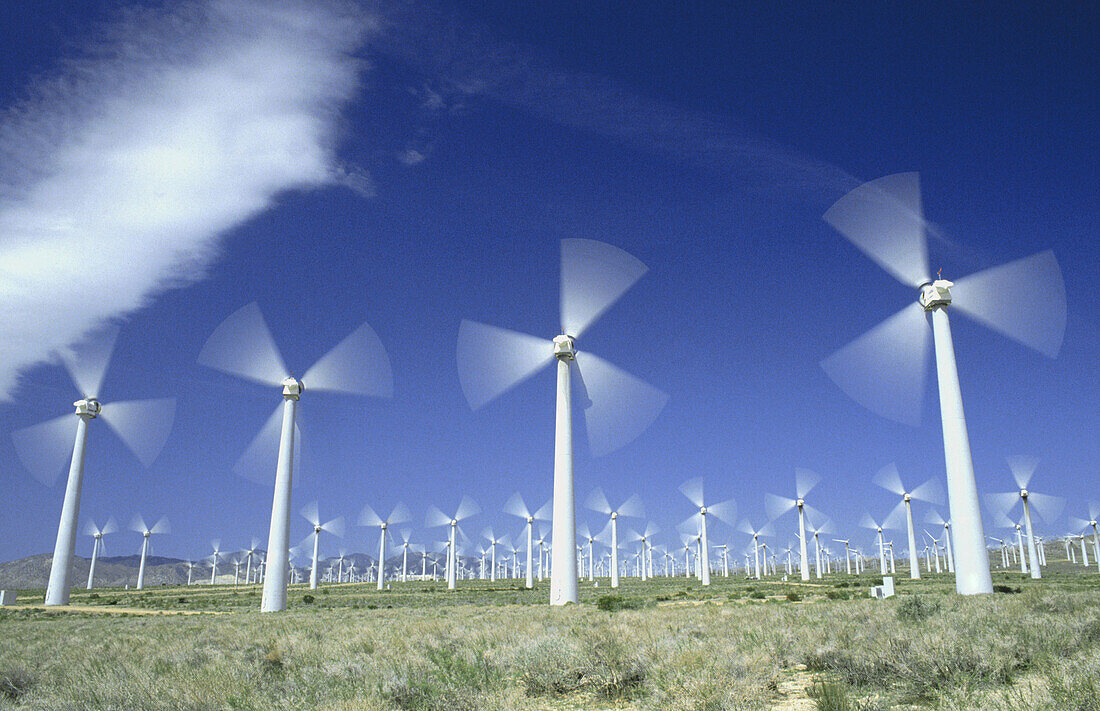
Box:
(13, 173, 1073, 610)
(76, 466, 1100, 594)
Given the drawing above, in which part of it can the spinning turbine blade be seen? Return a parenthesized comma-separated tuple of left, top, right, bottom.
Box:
(910, 478, 943, 505)
(985, 493, 1022, 518)
(573, 351, 667, 456)
(425, 505, 451, 528)
(560, 238, 648, 338)
(322, 516, 345, 538)
(533, 499, 553, 520)
(198, 302, 288, 386)
(873, 463, 907, 496)
(859, 513, 881, 530)
(584, 487, 613, 515)
(101, 517, 118, 535)
(59, 324, 121, 398)
(302, 501, 320, 527)
(1006, 455, 1040, 490)
(795, 468, 820, 499)
(764, 493, 795, 521)
(302, 321, 393, 397)
(99, 398, 177, 467)
(822, 171, 931, 287)
(388, 503, 412, 525)
(455, 496, 480, 522)
(680, 477, 704, 508)
(150, 517, 170, 535)
(821, 302, 931, 426)
(131, 515, 148, 534)
(504, 493, 531, 519)
(1027, 493, 1065, 523)
(456, 320, 553, 410)
(617, 494, 645, 519)
(359, 504, 383, 527)
(234, 403, 301, 486)
(951, 251, 1066, 358)
(708, 499, 737, 525)
(12, 413, 78, 486)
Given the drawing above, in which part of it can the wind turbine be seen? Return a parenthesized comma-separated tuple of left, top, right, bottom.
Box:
(130, 516, 169, 590)
(874, 463, 941, 580)
(764, 468, 824, 581)
(198, 302, 393, 612)
(12, 326, 176, 606)
(300, 502, 344, 590)
(1069, 502, 1100, 574)
(359, 503, 411, 590)
(210, 540, 222, 585)
(185, 559, 195, 586)
(586, 488, 644, 589)
(737, 519, 775, 580)
(426, 496, 479, 590)
(625, 522, 660, 580)
(84, 517, 117, 590)
(578, 523, 597, 581)
(832, 538, 854, 575)
(987, 456, 1065, 580)
(679, 478, 736, 586)
(925, 510, 955, 573)
(457, 239, 669, 605)
(859, 513, 890, 575)
(504, 493, 552, 589)
(482, 528, 509, 582)
(244, 538, 260, 584)
(821, 173, 1067, 595)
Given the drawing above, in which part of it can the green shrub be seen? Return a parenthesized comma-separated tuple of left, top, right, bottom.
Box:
(825, 590, 850, 600)
(302, 594, 315, 604)
(993, 584, 1021, 594)
(787, 592, 802, 602)
(596, 595, 643, 612)
(0, 667, 36, 701)
(896, 595, 940, 622)
(810, 679, 857, 711)
(750, 591, 766, 599)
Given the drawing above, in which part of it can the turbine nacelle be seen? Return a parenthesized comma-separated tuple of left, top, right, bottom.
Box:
(73, 398, 101, 418)
(1020, 489, 1029, 499)
(552, 334, 576, 360)
(903, 493, 912, 502)
(918, 279, 953, 310)
(282, 377, 303, 400)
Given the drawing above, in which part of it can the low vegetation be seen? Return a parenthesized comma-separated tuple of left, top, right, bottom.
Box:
(0, 570, 1096, 710)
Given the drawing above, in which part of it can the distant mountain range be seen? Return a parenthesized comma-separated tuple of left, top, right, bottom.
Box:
(0, 550, 468, 590)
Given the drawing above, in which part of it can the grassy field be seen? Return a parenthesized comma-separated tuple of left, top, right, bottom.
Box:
(1, 567, 1098, 710)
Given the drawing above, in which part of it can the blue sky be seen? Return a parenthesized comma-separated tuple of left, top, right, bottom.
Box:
(1, 1, 1096, 564)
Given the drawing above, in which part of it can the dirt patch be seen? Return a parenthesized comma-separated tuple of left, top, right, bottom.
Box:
(772, 666, 816, 711)
(17, 604, 222, 616)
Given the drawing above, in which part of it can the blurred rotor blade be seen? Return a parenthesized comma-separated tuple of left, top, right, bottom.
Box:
(873, 463, 907, 496)
(758, 521, 776, 538)
(858, 513, 880, 530)
(644, 521, 661, 539)
(130, 515, 148, 534)
(533, 499, 553, 521)
(679, 513, 701, 533)
(211, 539, 221, 553)
(425, 505, 451, 528)
(679, 477, 704, 509)
(584, 487, 613, 515)
(573, 351, 668, 456)
(1068, 517, 1090, 533)
(302, 321, 393, 398)
(250, 537, 260, 551)
(617, 493, 645, 519)
(822, 171, 931, 288)
(322, 516, 345, 538)
(622, 527, 642, 544)
(802, 503, 827, 524)
(197, 302, 288, 387)
(925, 510, 947, 526)
(84, 520, 100, 537)
(811, 517, 834, 534)
(233, 403, 294, 486)
(1006, 455, 1040, 490)
(59, 324, 120, 398)
(301, 500, 320, 527)
(102, 517, 118, 536)
(736, 519, 758, 537)
(986, 493, 1022, 518)
(910, 478, 943, 505)
(99, 398, 176, 468)
(481, 527, 495, 543)
(1027, 493, 1065, 523)
(708, 499, 737, 525)
(577, 522, 591, 540)
(951, 250, 1066, 358)
(795, 468, 821, 499)
(821, 302, 931, 426)
(456, 320, 553, 410)
(359, 504, 383, 528)
(388, 503, 412, 525)
(560, 238, 648, 338)
(503, 492, 531, 520)
(150, 517, 170, 535)
(455, 496, 480, 522)
(12, 413, 78, 486)
(1091, 501, 1100, 522)
(764, 493, 795, 521)
(882, 499, 908, 530)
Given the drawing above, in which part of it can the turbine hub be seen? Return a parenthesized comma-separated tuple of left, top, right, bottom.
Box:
(526, 516, 533, 524)
(796, 498, 804, 508)
(611, 512, 618, 520)
(919, 279, 954, 310)
(282, 377, 303, 400)
(73, 398, 101, 418)
(1020, 489, 1028, 499)
(552, 334, 576, 360)
(450, 519, 457, 526)
(700, 506, 707, 515)
(380, 522, 387, 530)
(903, 493, 911, 502)
(315, 525, 322, 533)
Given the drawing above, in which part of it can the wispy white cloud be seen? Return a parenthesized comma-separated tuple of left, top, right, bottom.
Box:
(0, 0, 374, 398)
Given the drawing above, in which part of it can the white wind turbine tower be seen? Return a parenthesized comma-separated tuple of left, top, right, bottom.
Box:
(198, 302, 393, 612)
(426, 496, 479, 590)
(926, 511, 955, 573)
(859, 513, 890, 575)
(457, 239, 668, 605)
(764, 468, 824, 581)
(625, 522, 660, 580)
(737, 519, 774, 580)
(988, 456, 1065, 580)
(586, 488, 644, 589)
(395, 531, 416, 582)
(210, 540, 222, 585)
(244, 538, 260, 584)
(578, 524, 597, 581)
(185, 559, 195, 586)
(130, 516, 169, 590)
(300, 502, 345, 590)
(504, 493, 552, 589)
(84, 518, 117, 590)
(679, 478, 736, 586)
(806, 518, 833, 579)
(1069, 502, 1100, 574)
(482, 528, 509, 582)
(832, 538, 854, 575)
(12, 326, 176, 606)
(359, 503, 411, 590)
(822, 173, 1067, 595)
(874, 463, 941, 580)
